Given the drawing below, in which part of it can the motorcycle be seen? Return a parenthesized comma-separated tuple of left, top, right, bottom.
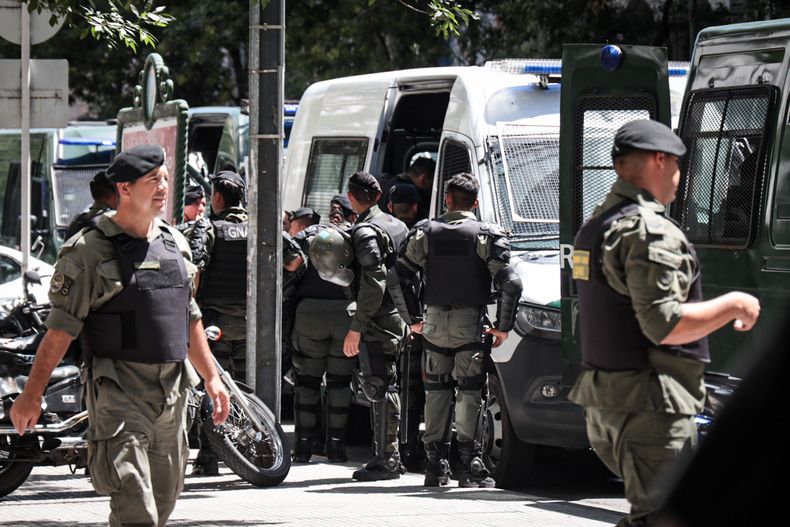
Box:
(0, 273, 290, 497)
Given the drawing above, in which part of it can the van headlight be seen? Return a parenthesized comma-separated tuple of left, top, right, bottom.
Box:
(514, 303, 561, 339)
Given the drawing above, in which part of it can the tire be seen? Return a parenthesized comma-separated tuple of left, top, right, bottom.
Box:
(483, 374, 535, 489)
(0, 436, 35, 498)
(202, 390, 291, 487)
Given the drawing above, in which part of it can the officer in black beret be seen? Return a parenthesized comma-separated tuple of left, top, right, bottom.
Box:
(387, 183, 422, 228)
(175, 183, 212, 271)
(184, 184, 206, 221)
(288, 207, 321, 236)
(64, 170, 118, 240)
(11, 143, 230, 525)
(329, 194, 356, 227)
(569, 120, 760, 526)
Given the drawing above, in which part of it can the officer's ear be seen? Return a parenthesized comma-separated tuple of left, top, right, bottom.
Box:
(473, 198, 479, 210)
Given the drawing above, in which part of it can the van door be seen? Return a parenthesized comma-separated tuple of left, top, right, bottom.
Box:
(559, 44, 672, 368)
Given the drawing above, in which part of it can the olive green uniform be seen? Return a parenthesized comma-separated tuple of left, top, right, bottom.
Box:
(201, 206, 248, 379)
(569, 179, 705, 526)
(352, 205, 406, 457)
(45, 213, 201, 527)
(400, 211, 508, 444)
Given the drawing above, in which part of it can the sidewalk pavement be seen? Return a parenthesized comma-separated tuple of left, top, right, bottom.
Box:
(0, 423, 628, 526)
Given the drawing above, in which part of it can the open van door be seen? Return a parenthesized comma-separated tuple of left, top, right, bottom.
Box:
(558, 44, 673, 374)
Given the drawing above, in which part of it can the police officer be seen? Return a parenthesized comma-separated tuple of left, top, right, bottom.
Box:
(568, 120, 761, 527)
(342, 171, 408, 481)
(287, 224, 357, 463)
(288, 207, 321, 236)
(329, 194, 357, 228)
(175, 184, 212, 271)
(377, 158, 435, 219)
(387, 183, 422, 228)
(390, 173, 522, 488)
(192, 170, 248, 475)
(10, 144, 230, 527)
(64, 170, 117, 240)
(198, 170, 249, 378)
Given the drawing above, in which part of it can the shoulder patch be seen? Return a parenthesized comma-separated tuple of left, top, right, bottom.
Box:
(572, 250, 590, 281)
(49, 271, 73, 296)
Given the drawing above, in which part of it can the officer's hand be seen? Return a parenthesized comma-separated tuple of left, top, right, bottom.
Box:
(410, 322, 424, 335)
(343, 330, 362, 357)
(731, 292, 761, 331)
(205, 377, 231, 425)
(10, 391, 42, 436)
(485, 328, 508, 348)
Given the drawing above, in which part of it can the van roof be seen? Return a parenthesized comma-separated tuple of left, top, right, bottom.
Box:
(697, 17, 790, 43)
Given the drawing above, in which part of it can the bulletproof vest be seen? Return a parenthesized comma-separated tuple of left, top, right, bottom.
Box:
(198, 220, 248, 305)
(365, 213, 408, 269)
(81, 227, 190, 363)
(295, 263, 347, 300)
(423, 218, 492, 306)
(574, 201, 710, 371)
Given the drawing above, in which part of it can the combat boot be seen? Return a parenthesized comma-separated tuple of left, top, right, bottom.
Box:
(457, 440, 495, 488)
(292, 436, 314, 463)
(192, 446, 219, 476)
(352, 451, 405, 481)
(325, 437, 348, 463)
(423, 441, 450, 487)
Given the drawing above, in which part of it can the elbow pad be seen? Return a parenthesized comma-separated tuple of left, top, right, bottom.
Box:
(353, 227, 383, 269)
(494, 266, 523, 332)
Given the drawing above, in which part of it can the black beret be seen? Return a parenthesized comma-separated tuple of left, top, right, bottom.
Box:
(290, 207, 320, 224)
(348, 171, 381, 194)
(210, 170, 245, 189)
(331, 194, 353, 215)
(107, 144, 165, 183)
(184, 184, 205, 205)
(612, 119, 687, 160)
(389, 183, 421, 205)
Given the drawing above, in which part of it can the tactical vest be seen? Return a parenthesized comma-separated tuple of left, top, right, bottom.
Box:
(295, 263, 347, 300)
(574, 201, 710, 371)
(423, 218, 492, 306)
(198, 220, 248, 304)
(82, 227, 190, 363)
(359, 213, 408, 269)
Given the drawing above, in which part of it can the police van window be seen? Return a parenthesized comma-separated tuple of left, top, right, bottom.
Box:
(670, 86, 774, 247)
(303, 138, 368, 222)
(436, 138, 471, 214)
(488, 125, 559, 249)
(573, 96, 654, 231)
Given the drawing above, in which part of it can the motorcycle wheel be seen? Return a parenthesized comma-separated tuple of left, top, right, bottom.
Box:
(0, 436, 35, 498)
(202, 389, 291, 487)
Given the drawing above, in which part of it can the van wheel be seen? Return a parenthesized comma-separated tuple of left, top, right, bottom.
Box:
(483, 373, 535, 489)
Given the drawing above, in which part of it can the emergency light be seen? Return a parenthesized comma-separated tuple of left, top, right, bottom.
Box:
(58, 138, 116, 146)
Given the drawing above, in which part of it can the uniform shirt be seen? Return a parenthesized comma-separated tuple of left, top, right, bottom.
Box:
(350, 205, 399, 334)
(46, 213, 201, 404)
(569, 179, 705, 415)
(200, 206, 249, 316)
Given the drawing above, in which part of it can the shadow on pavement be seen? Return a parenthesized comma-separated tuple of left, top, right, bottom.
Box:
(526, 500, 625, 524)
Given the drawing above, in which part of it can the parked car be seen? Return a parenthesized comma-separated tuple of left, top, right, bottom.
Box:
(0, 245, 54, 305)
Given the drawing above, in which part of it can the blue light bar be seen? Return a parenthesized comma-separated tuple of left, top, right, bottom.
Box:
(284, 103, 298, 116)
(59, 138, 116, 146)
(487, 59, 562, 76)
(668, 61, 690, 77)
(600, 45, 623, 72)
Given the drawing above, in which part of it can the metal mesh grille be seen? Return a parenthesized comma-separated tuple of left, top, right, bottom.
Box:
(671, 86, 773, 247)
(573, 95, 656, 231)
(489, 124, 559, 240)
(437, 139, 472, 214)
(303, 139, 368, 221)
(51, 166, 102, 227)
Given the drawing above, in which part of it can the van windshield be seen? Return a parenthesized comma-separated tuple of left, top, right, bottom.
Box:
(487, 125, 559, 251)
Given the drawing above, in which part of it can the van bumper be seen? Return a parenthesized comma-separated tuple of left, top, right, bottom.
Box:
(493, 334, 589, 450)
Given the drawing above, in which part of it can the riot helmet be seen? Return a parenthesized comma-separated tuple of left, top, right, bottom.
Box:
(308, 226, 354, 287)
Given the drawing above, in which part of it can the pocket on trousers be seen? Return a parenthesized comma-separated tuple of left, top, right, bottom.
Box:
(86, 422, 126, 496)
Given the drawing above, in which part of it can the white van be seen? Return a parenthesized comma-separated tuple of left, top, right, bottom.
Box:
(283, 59, 687, 488)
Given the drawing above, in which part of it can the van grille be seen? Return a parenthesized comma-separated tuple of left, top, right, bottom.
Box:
(489, 124, 559, 240)
(51, 165, 103, 227)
